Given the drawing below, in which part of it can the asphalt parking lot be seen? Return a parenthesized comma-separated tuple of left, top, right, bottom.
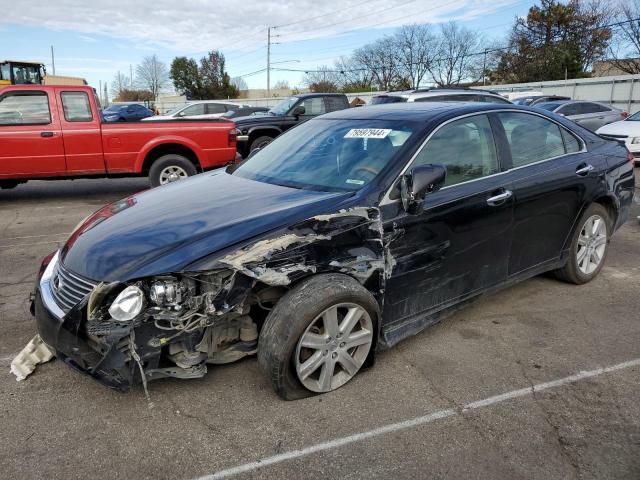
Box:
(1, 172, 639, 480)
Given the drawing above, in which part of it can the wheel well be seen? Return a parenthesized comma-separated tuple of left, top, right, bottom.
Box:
(142, 143, 200, 174)
(248, 129, 278, 145)
(593, 195, 618, 226)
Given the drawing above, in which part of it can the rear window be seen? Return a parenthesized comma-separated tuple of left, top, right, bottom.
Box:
(371, 96, 407, 104)
(0, 91, 51, 125)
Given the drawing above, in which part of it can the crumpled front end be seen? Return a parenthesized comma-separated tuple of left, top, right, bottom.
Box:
(32, 206, 389, 391)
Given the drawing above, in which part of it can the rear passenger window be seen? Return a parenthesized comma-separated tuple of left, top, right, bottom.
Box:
(324, 96, 346, 112)
(410, 114, 499, 187)
(61, 92, 93, 122)
(498, 112, 567, 167)
(561, 129, 581, 153)
(0, 91, 51, 125)
(206, 104, 226, 114)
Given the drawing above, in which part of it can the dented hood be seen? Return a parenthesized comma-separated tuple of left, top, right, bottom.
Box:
(60, 171, 350, 282)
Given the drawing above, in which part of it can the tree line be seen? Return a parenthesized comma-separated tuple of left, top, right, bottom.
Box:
(303, 0, 639, 92)
(112, 0, 640, 101)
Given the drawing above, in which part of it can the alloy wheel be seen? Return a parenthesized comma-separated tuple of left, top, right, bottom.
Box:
(295, 303, 373, 393)
(159, 166, 188, 184)
(576, 214, 607, 275)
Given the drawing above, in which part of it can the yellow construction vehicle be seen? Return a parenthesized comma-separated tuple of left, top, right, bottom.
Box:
(0, 60, 87, 88)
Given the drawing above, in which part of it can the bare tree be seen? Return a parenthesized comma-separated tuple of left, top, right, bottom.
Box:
(333, 55, 374, 92)
(429, 22, 484, 86)
(394, 24, 438, 89)
(354, 37, 404, 90)
(135, 55, 169, 100)
(110, 71, 130, 98)
(610, 0, 640, 73)
(302, 66, 341, 92)
(273, 79, 290, 90)
(231, 76, 248, 91)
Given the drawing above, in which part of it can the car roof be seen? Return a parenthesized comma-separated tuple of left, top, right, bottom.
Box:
(294, 93, 347, 98)
(378, 88, 503, 98)
(321, 102, 520, 121)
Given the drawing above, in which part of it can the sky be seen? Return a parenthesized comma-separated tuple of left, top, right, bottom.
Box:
(0, 0, 537, 98)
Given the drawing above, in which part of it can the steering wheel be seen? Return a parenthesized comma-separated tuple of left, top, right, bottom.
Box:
(351, 165, 380, 178)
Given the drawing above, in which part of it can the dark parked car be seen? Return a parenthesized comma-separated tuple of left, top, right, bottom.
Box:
(221, 106, 269, 118)
(234, 93, 350, 156)
(102, 103, 154, 122)
(513, 95, 570, 106)
(32, 102, 635, 399)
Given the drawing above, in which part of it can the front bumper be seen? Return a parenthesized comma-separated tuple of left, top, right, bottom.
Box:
(33, 253, 137, 390)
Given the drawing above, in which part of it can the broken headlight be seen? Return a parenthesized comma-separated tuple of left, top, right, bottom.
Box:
(108, 285, 144, 322)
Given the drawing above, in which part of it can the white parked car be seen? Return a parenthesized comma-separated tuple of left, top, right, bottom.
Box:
(142, 101, 249, 121)
(596, 111, 640, 164)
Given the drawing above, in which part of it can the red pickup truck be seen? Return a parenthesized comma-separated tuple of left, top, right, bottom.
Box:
(0, 85, 238, 188)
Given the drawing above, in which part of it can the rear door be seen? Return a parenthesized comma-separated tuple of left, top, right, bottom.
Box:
(57, 89, 105, 174)
(0, 89, 66, 177)
(381, 113, 513, 338)
(493, 111, 600, 276)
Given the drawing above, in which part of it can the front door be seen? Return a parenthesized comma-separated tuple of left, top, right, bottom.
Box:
(0, 89, 66, 177)
(380, 113, 513, 345)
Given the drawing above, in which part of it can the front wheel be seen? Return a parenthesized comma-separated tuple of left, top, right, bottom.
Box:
(554, 203, 611, 284)
(148, 154, 198, 187)
(250, 135, 273, 152)
(258, 274, 378, 400)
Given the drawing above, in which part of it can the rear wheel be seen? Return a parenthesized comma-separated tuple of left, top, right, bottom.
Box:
(258, 274, 378, 400)
(250, 135, 273, 152)
(0, 180, 19, 190)
(554, 203, 611, 284)
(148, 154, 197, 187)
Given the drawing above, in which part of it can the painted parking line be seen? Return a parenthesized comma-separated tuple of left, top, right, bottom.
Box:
(196, 357, 640, 480)
(0, 240, 66, 248)
(0, 233, 71, 241)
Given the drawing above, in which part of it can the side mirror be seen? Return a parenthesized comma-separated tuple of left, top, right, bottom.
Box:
(400, 164, 446, 214)
(291, 105, 305, 117)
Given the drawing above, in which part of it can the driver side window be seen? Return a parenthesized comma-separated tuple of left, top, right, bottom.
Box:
(409, 114, 499, 187)
(299, 97, 326, 116)
(182, 104, 206, 116)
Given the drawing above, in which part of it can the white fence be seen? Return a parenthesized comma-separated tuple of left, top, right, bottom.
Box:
(473, 74, 640, 114)
(152, 74, 640, 114)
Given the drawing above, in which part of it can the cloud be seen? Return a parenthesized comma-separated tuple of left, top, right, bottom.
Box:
(2, 0, 519, 55)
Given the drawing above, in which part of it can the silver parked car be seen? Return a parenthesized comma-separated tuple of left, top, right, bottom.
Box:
(536, 100, 626, 132)
(371, 88, 512, 105)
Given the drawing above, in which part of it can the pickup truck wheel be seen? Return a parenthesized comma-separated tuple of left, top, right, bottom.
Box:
(258, 273, 378, 400)
(149, 154, 197, 187)
(250, 135, 273, 152)
(0, 180, 19, 189)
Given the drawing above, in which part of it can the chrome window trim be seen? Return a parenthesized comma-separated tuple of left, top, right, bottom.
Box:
(380, 108, 587, 206)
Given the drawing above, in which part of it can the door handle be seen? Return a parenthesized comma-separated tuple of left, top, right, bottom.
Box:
(575, 164, 594, 176)
(41, 131, 55, 137)
(486, 189, 513, 206)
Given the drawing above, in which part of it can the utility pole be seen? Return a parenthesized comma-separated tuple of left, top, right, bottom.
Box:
(51, 45, 56, 75)
(482, 48, 487, 86)
(266, 26, 280, 101)
(267, 27, 271, 100)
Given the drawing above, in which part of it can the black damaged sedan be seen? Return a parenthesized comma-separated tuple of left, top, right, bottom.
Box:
(32, 103, 635, 399)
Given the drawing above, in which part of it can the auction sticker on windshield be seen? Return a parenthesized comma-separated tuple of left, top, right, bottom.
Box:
(344, 128, 392, 139)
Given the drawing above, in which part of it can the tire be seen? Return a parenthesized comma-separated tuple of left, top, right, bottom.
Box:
(0, 180, 19, 190)
(258, 273, 378, 400)
(553, 203, 611, 284)
(148, 154, 198, 187)
(250, 135, 273, 152)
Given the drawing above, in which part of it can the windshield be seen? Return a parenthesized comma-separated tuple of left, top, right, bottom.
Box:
(163, 105, 188, 116)
(233, 119, 415, 192)
(626, 111, 640, 121)
(371, 96, 407, 105)
(269, 97, 298, 115)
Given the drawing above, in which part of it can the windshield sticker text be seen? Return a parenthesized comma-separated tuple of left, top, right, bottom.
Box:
(344, 128, 392, 139)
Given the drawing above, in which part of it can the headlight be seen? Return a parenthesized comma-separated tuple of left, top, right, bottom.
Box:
(108, 285, 144, 322)
(631, 137, 640, 144)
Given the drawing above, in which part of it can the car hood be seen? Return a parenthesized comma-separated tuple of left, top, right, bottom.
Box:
(60, 171, 351, 282)
(596, 120, 640, 136)
(233, 113, 283, 126)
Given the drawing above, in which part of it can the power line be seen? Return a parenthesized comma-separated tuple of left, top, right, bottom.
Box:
(273, 0, 378, 29)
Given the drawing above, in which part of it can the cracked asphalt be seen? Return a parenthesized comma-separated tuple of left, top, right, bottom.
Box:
(1, 171, 639, 480)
